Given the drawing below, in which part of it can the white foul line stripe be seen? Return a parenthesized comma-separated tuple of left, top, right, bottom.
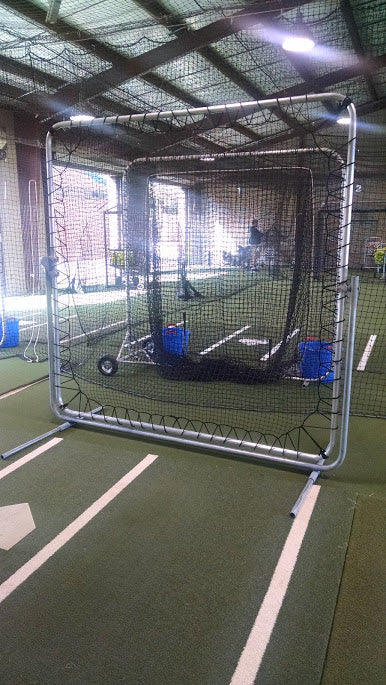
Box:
(357, 334, 377, 371)
(260, 328, 300, 361)
(0, 438, 63, 479)
(230, 484, 320, 685)
(0, 378, 47, 401)
(0, 454, 158, 605)
(200, 326, 251, 356)
(61, 319, 126, 344)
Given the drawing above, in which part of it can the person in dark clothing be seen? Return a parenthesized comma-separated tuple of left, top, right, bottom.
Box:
(249, 218, 263, 268)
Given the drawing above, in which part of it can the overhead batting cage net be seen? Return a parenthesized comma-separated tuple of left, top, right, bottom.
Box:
(45, 94, 358, 471)
(0, 119, 48, 363)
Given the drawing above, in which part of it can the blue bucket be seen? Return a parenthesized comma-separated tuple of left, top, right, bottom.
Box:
(0, 317, 20, 348)
(298, 340, 334, 383)
(162, 325, 190, 356)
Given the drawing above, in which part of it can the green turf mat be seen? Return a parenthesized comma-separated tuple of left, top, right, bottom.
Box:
(0, 380, 58, 458)
(0, 357, 48, 395)
(0, 378, 383, 684)
(2, 422, 347, 684)
(255, 485, 356, 685)
(322, 416, 386, 498)
(0, 442, 303, 684)
(321, 494, 386, 685)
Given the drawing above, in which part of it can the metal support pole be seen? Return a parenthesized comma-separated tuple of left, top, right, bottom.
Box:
(290, 462, 323, 518)
(1, 406, 103, 459)
(1, 422, 73, 459)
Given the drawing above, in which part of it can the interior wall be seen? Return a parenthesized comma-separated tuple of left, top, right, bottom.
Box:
(14, 112, 47, 295)
(0, 109, 25, 297)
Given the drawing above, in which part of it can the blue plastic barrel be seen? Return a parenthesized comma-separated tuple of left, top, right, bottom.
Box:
(0, 317, 20, 348)
(162, 325, 190, 356)
(298, 340, 334, 383)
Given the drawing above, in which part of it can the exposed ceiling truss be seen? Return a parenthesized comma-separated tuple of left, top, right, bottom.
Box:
(0, 0, 384, 161)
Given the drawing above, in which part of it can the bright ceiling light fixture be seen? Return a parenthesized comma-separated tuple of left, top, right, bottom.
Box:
(282, 10, 315, 53)
(337, 117, 351, 125)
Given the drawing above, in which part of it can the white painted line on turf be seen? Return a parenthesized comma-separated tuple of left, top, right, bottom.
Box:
(239, 338, 269, 346)
(357, 334, 377, 371)
(0, 378, 48, 401)
(200, 325, 251, 356)
(260, 328, 300, 361)
(230, 484, 320, 685)
(0, 438, 63, 480)
(61, 318, 126, 344)
(0, 454, 158, 605)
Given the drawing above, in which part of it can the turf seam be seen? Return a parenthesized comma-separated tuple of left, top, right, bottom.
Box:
(319, 490, 359, 684)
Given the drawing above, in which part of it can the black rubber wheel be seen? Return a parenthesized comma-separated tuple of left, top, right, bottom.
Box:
(97, 354, 119, 376)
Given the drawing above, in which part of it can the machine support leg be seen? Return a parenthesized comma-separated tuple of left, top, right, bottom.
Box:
(290, 465, 322, 518)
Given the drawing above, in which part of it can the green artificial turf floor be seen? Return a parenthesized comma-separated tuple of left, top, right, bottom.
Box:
(0, 373, 384, 684)
(0, 357, 48, 396)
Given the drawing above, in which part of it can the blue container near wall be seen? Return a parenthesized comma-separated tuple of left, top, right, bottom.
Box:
(298, 339, 334, 383)
(0, 317, 20, 348)
(162, 325, 190, 356)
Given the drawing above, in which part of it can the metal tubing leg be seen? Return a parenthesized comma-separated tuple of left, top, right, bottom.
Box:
(290, 465, 322, 518)
(1, 406, 103, 459)
(1, 422, 74, 460)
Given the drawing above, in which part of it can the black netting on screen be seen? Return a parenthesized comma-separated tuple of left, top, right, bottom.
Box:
(46, 99, 359, 459)
(140, 157, 316, 383)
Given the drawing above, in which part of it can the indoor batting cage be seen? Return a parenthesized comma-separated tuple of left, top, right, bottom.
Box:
(44, 93, 358, 473)
(0, 114, 48, 364)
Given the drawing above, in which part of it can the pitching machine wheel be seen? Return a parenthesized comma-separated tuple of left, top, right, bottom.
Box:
(97, 354, 119, 376)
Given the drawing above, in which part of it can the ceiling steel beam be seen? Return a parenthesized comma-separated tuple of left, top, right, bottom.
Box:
(273, 54, 386, 98)
(142, 72, 258, 145)
(6, 50, 382, 119)
(239, 95, 386, 156)
(144, 107, 260, 154)
(0, 0, 310, 115)
(2, 50, 385, 156)
(0, 54, 229, 151)
(5, 48, 385, 151)
(0, 47, 230, 151)
(339, 0, 379, 101)
(132, 0, 268, 98)
(0, 55, 140, 117)
(0, 54, 63, 90)
(356, 96, 386, 116)
(131, 1, 297, 145)
(1, 0, 384, 158)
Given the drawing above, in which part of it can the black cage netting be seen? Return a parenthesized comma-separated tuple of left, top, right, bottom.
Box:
(45, 98, 356, 461)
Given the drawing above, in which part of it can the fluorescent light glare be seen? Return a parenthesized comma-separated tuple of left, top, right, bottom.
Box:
(282, 36, 315, 53)
(70, 115, 95, 122)
(337, 117, 350, 125)
(46, 0, 62, 24)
